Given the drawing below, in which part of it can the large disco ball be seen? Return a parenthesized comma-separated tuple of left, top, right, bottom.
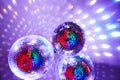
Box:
(8, 35, 54, 80)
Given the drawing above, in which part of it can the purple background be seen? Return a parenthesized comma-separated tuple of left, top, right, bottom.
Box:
(0, 0, 120, 80)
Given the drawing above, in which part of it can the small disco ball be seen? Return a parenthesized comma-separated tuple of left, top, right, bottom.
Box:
(8, 35, 54, 80)
(57, 54, 94, 80)
(53, 22, 85, 56)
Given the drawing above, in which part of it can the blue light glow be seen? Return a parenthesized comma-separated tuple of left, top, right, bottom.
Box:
(99, 34, 107, 40)
(106, 24, 117, 30)
(110, 31, 120, 37)
(117, 46, 120, 50)
(101, 14, 111, 20)
(115, 0, 120, 2)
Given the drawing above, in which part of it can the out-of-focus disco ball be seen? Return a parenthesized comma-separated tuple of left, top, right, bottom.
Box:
(57, 54, 94, 80)
(53, 22, 85, 56)
(8, 35, 54, 80)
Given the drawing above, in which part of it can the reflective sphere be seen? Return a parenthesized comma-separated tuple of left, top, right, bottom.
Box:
(53, 22, 85, 56)
(57, 54, 94, 80)
(8, 35, 54, 80)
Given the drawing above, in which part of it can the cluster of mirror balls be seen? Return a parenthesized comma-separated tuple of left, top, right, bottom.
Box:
(8, 22, 94, 80)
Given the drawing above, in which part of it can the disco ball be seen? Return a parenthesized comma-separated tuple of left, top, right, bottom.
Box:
(57, 54, 94, 80)
(53, 22, 85, 56)
(8, 35, 54, 80)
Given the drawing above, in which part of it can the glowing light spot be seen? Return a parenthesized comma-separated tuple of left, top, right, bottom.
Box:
(96, 8, 104, 13)
(104, 52, 112, 57)
(68, 4, 74, 10)
(83, 47, 87, 51)
(75, 19, 80, 23)
(94, 52, 100, 56)
(77, 9, 82, 14)
(14, 11, 18, 16)
(99, 34, 107, 40)
(29, 0, 32, 4)
(1, 34, 5, 38)
(88, 37, 95, 41)
(10, 19, 13, 23)
(94, 27, 102, 32)
(83, 14, 88, 19)
(33, 0, 36, 2)
(101, 44, 110, 49)
(89, 19, 96, 24)
(81, 24, 86, 28)
(22, 18, 25, 22)
(85, 31, 91, 35)
(3, 8, 7, 14)
(89, 0, 96, 5)
(115, 0, 120, 2)
(106, 24, 117, 30)
(28, 39, 37, 45)
(7, 24, 11, 28)
(110, 31, 120, 37)
(12, 32, 15, 36)
(13, 45, 20, 52)
(4, 28, 8, 32)
(13, 15, 16, 19)
(92, 45, 98, 49)
(117, 46, 120, 50)
(12, 0, 16, 5)
(24, 6, 28, 11)
(8, 5, 12, 10)
(69, 14, 73, 19)
(101, 14, 111, 20)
